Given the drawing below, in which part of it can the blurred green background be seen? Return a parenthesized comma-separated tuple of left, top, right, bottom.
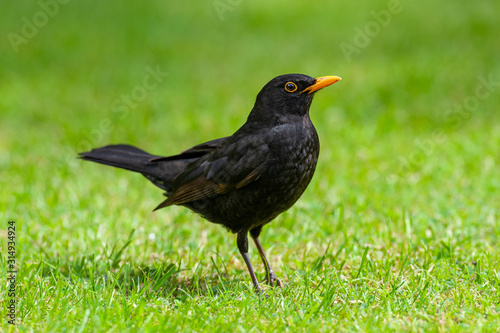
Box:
(1, 0, 499, 331)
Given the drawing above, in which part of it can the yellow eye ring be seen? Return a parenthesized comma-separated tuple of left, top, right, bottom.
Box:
(284, 82, 298, 93)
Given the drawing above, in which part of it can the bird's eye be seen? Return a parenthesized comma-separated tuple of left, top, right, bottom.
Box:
(284, 82, 298, 93)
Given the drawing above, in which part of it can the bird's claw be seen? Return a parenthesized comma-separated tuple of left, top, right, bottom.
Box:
(264, 271, 283, 288)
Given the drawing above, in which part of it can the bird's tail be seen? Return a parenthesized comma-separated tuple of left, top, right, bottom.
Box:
(79, 144, 160, 173)
(79, 144, 171, 189)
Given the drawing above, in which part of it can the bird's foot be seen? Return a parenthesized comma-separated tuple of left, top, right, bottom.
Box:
(264, 271, 283, 288)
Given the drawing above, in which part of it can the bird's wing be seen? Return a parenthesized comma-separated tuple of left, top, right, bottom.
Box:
(149, 136, 230, 162)
(154, 137, 270, 210)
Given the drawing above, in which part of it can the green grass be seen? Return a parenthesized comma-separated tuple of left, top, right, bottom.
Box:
(1, 0, 500, 331)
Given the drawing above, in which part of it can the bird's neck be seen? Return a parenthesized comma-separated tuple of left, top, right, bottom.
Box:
(246, 107, 310, 127)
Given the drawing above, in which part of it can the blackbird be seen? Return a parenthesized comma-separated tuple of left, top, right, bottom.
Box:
(79, 73, 341, 291)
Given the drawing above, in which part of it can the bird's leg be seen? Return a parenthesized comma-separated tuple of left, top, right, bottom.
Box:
(250, 227, 283, 288)
(236, 231, 261, 293)
(252, 237, 283, 288)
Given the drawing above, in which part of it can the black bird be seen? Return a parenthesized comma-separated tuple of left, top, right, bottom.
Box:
(79, 73, 341, 291)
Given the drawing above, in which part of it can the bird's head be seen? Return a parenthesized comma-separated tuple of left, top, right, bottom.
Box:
(248, 73, 341, 124)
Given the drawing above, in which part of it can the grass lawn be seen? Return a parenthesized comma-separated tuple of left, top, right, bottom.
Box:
(1, 0, 500, 331)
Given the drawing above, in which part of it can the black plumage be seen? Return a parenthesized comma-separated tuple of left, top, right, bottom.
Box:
(79, 73, 341, 291)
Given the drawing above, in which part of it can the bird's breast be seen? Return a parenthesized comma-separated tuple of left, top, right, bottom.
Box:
(261, 120, 319, 202)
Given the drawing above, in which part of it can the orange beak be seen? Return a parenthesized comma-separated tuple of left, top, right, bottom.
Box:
(301, 75, 342, 94)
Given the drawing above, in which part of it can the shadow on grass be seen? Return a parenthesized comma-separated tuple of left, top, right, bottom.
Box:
(26, 253, 248, 300)
(24, 229, 262, 300)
